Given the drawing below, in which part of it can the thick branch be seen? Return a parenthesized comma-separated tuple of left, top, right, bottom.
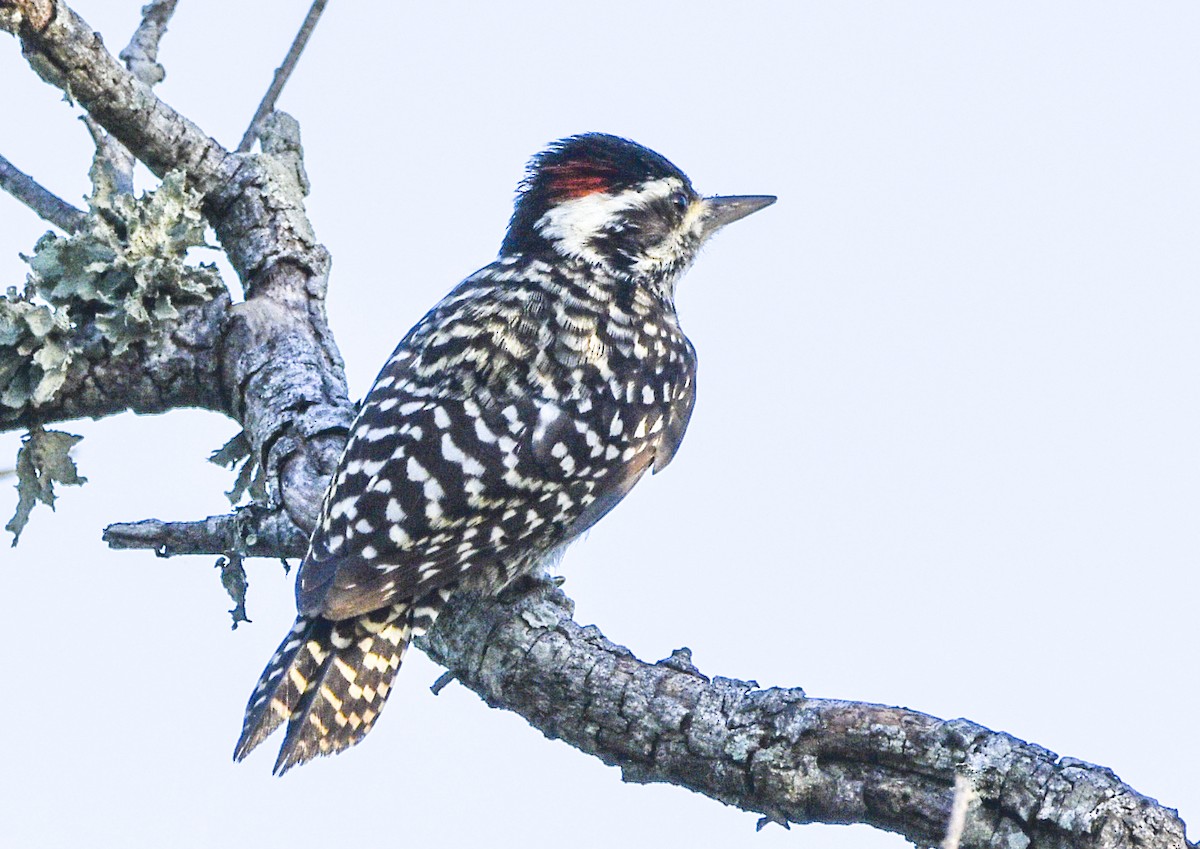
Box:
(0, 152, 86, 231)
(6, 294, 231, 430)
(1, 0, 237, 194)
(421, 584, 1195, 849)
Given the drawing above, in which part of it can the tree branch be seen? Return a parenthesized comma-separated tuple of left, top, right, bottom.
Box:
(103, 505, 308, 559)
(89, 0, 180, 195)
(420, 583, 1195, 849)
(1, 294, 231, 431)
(236, 0, 328, 153)
(82, 114, 134, 195)
(0, 152, 87, 231)
(1, 0, 237, 195)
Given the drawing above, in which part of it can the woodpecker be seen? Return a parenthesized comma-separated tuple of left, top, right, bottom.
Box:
(234, 133, 775, 773)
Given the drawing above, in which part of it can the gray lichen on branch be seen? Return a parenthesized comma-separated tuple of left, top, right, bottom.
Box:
(1, 170, 222, 421)
(1, 167, 226, 539)
(0, 0, 351, 544)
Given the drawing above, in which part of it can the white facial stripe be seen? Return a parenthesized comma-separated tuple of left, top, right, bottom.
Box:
(534, 177, 688, 265)
(535, 191, 633, 264)
(631, 177, 685, 204)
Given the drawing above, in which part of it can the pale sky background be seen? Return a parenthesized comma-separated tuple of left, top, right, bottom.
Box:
(1, 3, 1197, 848)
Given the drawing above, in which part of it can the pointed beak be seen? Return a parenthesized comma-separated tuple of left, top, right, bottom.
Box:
(700, 194, 777, 238)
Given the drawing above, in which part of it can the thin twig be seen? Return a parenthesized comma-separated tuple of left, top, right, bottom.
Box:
(0, 153, 87, 232)
(236, 0, 329, 153)
(430, 671, 458, 695)
(93, 0, 180, 194)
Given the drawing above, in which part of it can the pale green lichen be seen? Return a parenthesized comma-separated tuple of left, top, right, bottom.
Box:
(0, 170, 223, 421)
(2, 170, 226, 537)
(5, 426, 87, 545)
(209, 430, 266, 506)
(0, 291, 73, 415)
(216, 552, 252, 629)
(22, 169, 223, 356)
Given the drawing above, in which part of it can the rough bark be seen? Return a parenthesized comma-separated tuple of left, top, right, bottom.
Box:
(0, 3, 1193, 847)
(424, 584, 1194, 849)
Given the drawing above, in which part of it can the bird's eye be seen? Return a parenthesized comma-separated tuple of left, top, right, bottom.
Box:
(670, 192, 691, 213)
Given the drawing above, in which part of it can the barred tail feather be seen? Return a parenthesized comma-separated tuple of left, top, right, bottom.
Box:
(233, 615, 327, 761)
(233, 587, 454, 774)
(272, 600, 414, 774)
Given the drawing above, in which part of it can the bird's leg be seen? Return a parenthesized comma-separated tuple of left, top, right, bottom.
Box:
(495, 571, 564, 604)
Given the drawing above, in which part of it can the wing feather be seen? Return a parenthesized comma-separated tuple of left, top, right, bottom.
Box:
(296, 274, 697, 621)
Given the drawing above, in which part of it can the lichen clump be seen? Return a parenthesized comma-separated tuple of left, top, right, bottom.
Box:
(0, 170, 223, 419)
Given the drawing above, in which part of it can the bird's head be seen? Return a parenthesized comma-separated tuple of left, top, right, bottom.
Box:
(501, 133, 775, 294)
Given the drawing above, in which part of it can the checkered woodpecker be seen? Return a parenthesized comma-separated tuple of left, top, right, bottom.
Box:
(233, 133, 775, 773)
